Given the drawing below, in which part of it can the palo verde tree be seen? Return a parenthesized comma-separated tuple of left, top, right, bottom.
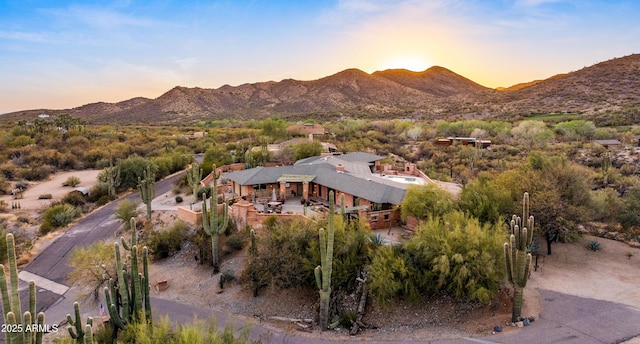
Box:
(201, 164, 230, 274)
(504, 192, 534, 323)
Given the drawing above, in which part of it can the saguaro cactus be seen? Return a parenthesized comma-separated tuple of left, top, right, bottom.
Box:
(104, 221, 152, 333)
(249, 229, 260, 297)
(105, 157, 121, 198)
(315, 191, 335, 330)
(202, 164, 230, 274)
(602, 152, 611, 185)
(67, 302, 93, 344)
(138, 166, 155, 221)
(0, 233, 45, 344)
(504, 192, 535, 322)
(186, 161, 203, 208)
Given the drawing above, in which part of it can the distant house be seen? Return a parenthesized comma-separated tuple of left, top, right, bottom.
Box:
(287, 123, 326, 136)
(436, 137, 491, 149)
(594, 139, 622, 149)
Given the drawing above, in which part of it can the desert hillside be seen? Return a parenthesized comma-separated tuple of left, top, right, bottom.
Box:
(2, 54, 639, 124)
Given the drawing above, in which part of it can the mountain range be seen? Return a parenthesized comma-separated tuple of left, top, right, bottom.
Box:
(3, 53, 640, 124)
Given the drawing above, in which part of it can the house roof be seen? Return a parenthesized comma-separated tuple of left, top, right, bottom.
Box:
(338, 152, 386, 163)
(594, 139, 622, 146)
(224, 154, 408, 205)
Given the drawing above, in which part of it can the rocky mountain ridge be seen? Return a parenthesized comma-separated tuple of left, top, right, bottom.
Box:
(3, 53, 639, 124)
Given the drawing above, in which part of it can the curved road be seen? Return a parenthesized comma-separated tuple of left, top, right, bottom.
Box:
(7, 170, 640, 344)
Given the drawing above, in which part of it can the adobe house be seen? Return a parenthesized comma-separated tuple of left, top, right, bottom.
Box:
(222, 152, 429, 230)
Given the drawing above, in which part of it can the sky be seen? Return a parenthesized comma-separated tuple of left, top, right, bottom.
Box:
(1, 0, 639, 114)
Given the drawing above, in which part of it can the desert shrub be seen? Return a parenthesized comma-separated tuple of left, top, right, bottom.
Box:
(62, 176, 81, 187)
(116, 316, 249, 344)
(38, 194, 53, 199)
(147, 220, 189, 260)
(62, 191, 86, 207)
(401, 183, 456, 220)
(0, 176, 9, 194)
(114, 199, 141, 229)
(21, 164, 53, 181)
(224, 234, 244, 251)
(588, 240, 601, 251)
(369, 211, 504, 305)
(96, 195, 112, 206)
(219, 269, 236, 289)
(40, 203, 79, 234)
(196, 186, 212, 201)
(87, 182, 109, 203)
(0, 162, 18, 180)
(175, 195, 183, 203)
(243, 215, 372, 293)
(117, 154, 158, 189)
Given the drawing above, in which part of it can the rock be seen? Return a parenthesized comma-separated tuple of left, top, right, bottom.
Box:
(516, 321, 524, 328)
(528, 316, 536, 322)
(493, 325, 503, 333)
(523, 318, 530, 326)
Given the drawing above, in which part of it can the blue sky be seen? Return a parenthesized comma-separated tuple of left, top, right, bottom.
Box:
(1, 0, 638, 114)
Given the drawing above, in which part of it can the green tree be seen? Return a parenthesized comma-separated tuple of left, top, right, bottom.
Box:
(554, 120, 596, 141)
(494, 154, 591, 255)
(458, 172, 512, 224)
(201, 145, 233, 175)
(118, 154, 157, 190)
(401, 184, 455, 220)
(292, 140, 323, 161)
(368, 245, 407, 304)
(67, 241, 116, 301)
(261, 117, 288, 140)
(511, 120, 554, 150)
(114, 199, 141, 229)
(408, 211, 504, 304)
(619, 187, 640, 231)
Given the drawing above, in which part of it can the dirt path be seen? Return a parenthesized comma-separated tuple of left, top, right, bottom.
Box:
(1, 170, 102, 210)
(528, 235, 640, 309)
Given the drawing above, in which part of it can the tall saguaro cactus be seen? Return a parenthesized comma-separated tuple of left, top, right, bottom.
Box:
(105, 156, 121, 198)
(104, 219, 152, 334)
(504, 192, 535, 322)
(202, 164, 230, 274)
(602, 152, 611, 185)
(67, 302, 93, 344)
(315, 191, 335, 330)
(249, 229, 260, 297)
(138, 166, 155, 221)
(186, 161, 203, 208)
(0, 233, 45, 344)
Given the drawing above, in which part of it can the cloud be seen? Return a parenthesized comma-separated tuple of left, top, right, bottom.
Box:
(44, 5, 160, 29)
(514, 0, 566, 7)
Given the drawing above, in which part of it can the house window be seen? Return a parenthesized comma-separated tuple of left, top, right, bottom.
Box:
(354, 197, 360, 207)
(370, 214, 378, 222)
(383, 213, 390, 221)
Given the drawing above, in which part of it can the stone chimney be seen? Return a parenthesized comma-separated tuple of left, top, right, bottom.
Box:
(336, 163, 345, 173)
